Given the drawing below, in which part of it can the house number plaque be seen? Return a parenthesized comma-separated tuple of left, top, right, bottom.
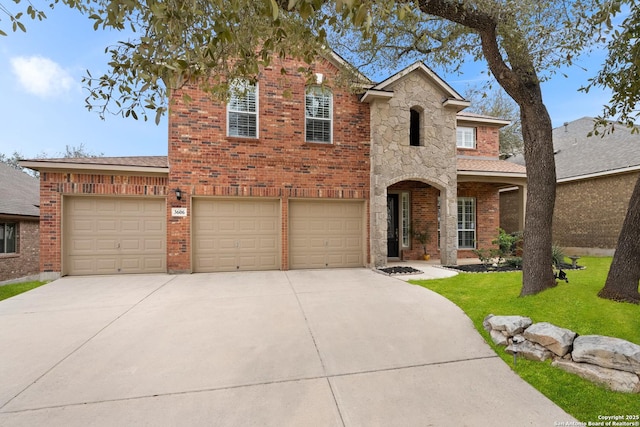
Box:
(171, 207, 188, 217)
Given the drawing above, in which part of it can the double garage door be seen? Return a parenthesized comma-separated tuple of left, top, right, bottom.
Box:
(193, 198, 365, 272)
(64, 197, 166, 275)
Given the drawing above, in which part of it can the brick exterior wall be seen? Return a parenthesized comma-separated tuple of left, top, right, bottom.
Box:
(39, 172, 168, 274)
(168, 56, 371, 272)
(386, 180, 502, 261)
(0, 218, 39, 282)
(553, 172, 638, 250)
(388, 181, 439, 260)
(456, 123, 501, 157)
(457, 182, 501, 258)
(499, 188, 522, 234)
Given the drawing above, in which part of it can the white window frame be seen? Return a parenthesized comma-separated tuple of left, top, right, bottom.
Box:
(401, 192, 410, 247)
(305, 86, 332, 143)
(227, 80, 258, 138)
(457, 197, 476, 249)
(456, 126, 476, 149)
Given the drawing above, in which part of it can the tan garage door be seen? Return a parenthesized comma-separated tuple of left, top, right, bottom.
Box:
(289, 200, 365, 269)
(64, 197, 166, 275)
(193, 198, 280, 272)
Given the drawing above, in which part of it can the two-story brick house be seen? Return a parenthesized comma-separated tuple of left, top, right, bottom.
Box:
(21, 53, 526, 278)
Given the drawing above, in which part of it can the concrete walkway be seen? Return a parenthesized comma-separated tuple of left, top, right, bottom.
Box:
(0, 270, 576, 426)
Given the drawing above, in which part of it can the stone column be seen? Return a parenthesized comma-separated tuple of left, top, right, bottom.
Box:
(370, 170, 388, 267)
(440, 186, 458, 266)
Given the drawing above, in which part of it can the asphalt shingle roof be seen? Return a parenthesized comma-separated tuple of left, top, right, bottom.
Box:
(509, 117, 640, 180)
(0, 163, 40, 217)
(23, 156, 169, 168)
(457, 158, 527, 175)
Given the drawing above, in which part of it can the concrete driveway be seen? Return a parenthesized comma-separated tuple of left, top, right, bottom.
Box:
(0, 269, 575, 426)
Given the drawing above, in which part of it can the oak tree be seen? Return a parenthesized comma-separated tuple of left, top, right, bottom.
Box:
(585, 0, 640, 304)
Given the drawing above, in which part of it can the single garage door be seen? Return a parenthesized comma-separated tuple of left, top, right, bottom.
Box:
(289, 200, 365, 269)
(64, 197, 166, 275)
(193, 198, 280, 272)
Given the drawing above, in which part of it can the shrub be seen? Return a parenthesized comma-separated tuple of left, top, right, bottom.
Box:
(552, 244, 566, 267)
(505, 257, 523, 269)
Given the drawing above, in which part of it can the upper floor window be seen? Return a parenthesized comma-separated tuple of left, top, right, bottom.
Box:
(410, 108, 421, 146)
(305, 86, 332, 143)
(456, 126, 476, 149)
(0, 223, 17, 254)
(228, 80, 258, 138)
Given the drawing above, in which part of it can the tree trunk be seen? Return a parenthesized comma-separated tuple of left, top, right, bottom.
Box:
(599, 175, 640, 304)
(411, 0, 558, 296)
(518, 102, 557, 296)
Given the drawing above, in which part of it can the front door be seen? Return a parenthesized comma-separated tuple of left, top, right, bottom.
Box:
(387, 194, 399, 258)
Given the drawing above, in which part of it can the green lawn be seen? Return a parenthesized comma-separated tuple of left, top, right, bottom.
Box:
(0, 280, 48, 302)
(411, 257, 640, 422)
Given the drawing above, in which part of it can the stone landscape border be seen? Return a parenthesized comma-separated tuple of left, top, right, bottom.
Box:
(483, 314, 640, 393)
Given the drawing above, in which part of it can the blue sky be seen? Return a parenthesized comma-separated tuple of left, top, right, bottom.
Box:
(0, 5, 612, 159)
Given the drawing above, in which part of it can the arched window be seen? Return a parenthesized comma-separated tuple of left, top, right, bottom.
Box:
(305, 86, 332, 143)
(410, 108, 421, 146)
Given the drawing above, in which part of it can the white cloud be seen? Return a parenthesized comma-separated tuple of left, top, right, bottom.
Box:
(10, 55, 77, 98)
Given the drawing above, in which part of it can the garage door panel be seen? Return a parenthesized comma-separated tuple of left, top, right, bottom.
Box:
(64, 197, 166, 275)
(96, 239, 119, 252)
(193, 198, 280, 272)
(95, 200, 118, 213)
(144, 220, 164, 232)
(289, 200, 364, 269)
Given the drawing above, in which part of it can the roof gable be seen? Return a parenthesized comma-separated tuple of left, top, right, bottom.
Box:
(373, 62, 466, 101)
(361, 62, 470, 110)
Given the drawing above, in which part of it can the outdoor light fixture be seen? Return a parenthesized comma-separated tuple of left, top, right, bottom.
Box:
(175, 188, 182, 201)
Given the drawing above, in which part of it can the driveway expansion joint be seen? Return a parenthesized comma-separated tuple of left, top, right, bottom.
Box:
(0, 355, 500, 415)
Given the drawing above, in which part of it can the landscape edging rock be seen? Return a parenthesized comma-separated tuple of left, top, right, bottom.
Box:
(483, 314, 640, 394)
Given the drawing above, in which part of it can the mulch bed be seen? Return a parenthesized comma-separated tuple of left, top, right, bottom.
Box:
(378, 266, 423, 275)
(444, 262, 583, 273)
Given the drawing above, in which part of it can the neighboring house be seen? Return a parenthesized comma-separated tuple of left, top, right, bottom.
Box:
(501, 116, 640, 255)
(21, 53, 526, 278)
(0, 163, 40, 283)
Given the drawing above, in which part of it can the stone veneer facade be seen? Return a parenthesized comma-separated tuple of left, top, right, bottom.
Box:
(367, 70, 460, 266)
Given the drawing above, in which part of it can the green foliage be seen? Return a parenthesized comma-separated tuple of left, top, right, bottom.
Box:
(1, 0, 600, 123)
(410, 257, 640, 421)
(472, 248, 493, 267)
(474, 228, 522, 267)
(0, 281, 48, 301)
(505, 256, 523, 269)
(464, 86, 523, 157)
(491, 228, 520, 259)
(551, 244, 566, 267)
(584, 0, 640, 128)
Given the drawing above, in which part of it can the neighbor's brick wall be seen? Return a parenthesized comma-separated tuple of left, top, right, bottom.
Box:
(553, 172, 638, 250)
(458, 182, 501, 258)
(168, 56, 371, 272)
(39, 172, 167, 274)
(0, 219, 39, 282)
(456, 123, 501, 158)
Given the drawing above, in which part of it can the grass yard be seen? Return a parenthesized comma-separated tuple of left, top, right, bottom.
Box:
(411, 257, 640, 422)
(0, 280, 48, 302)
